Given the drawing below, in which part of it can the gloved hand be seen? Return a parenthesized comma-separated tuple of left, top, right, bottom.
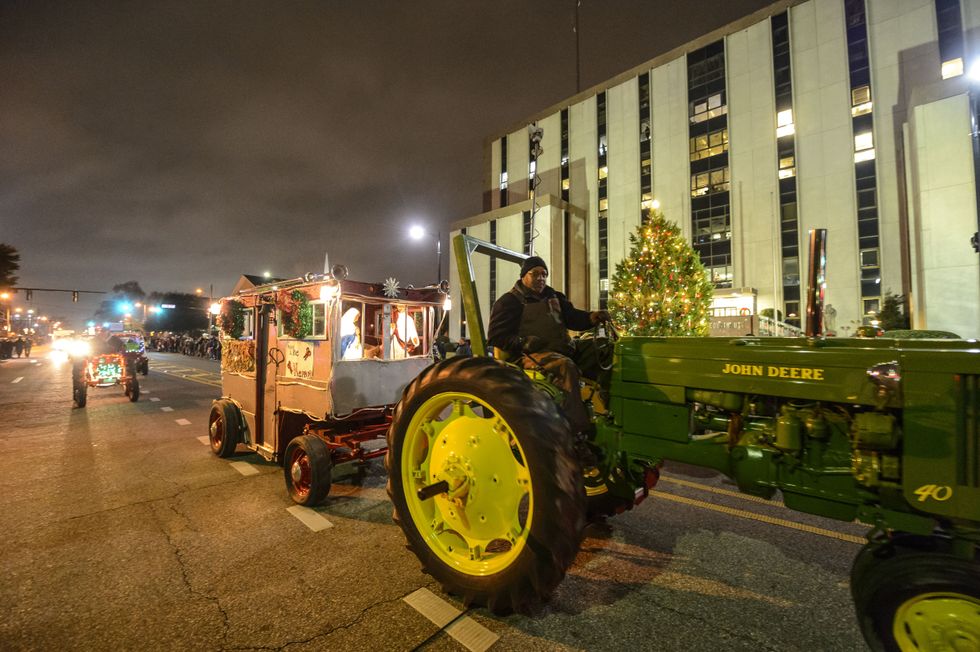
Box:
(521, 335, 547, 353)
(590, 310, 611, 325)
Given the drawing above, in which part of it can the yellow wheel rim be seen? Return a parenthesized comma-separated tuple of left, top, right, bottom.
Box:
(893, 592, 980, 651)
(401, 392, 533, 576)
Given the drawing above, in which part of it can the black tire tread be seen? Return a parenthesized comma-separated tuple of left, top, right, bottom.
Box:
(851, 534, 980, 652)
(209, 400, 241, 458)
(283, 435, 332, 506)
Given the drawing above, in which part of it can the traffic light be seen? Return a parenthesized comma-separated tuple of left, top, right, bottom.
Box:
(25, 289, 32, 301)
(72, 291, 79, 302)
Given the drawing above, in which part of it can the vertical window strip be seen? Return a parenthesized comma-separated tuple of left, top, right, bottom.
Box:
(772, 11, 801, 326)
(560, 109, 570, 202)
(639, 72, 653, 224)
(489, 220, 497, 304)
(844, 0, 881, 317)
(597, 92, 608, 302)
(459, 227, 467, 337)
(935, 0, 965, 78)
(522, 211, 532, 255)
(499, 136, 508, 208)
(687, 40, 732, 288)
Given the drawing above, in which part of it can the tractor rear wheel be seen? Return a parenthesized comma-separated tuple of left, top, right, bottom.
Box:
(127, 378, 140, 402)
(386, 356, 585, 614)
(73, 381, 87, 408)
(852, 535, 980, 651)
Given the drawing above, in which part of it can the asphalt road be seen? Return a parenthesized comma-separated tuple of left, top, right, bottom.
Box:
(0, 348, 870, 651)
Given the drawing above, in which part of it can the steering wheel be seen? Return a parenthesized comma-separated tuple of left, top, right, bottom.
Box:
(593, 319, 619, 372)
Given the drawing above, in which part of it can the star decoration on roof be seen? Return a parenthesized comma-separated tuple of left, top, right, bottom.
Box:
(383, 277, 401, 298)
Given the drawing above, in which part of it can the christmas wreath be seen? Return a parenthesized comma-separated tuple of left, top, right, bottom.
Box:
(218, 299, 246, 339)
(277, 289, 313, 339)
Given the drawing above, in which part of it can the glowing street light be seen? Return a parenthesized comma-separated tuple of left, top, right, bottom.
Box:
(408, 224, 442, 283)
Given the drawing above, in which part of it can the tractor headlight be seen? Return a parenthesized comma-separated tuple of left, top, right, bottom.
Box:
(68, 340, 92, 357)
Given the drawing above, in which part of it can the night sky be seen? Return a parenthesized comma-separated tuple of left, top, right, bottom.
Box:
(1, 0, 772, 327)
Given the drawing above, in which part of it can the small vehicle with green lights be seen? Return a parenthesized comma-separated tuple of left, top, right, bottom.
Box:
(384, 231, 980, 652)
(117, 331, 149, 375)
(206, 268, 448, 505)
(71, 340, 140, 408)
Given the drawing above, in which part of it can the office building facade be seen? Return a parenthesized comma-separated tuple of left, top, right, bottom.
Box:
(449, 0, 980, 340)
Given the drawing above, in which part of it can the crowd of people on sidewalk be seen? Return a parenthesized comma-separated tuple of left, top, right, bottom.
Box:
(0, 335, 33, 359)
(147, 332, 221, 361)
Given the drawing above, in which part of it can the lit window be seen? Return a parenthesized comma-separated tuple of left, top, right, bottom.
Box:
(854, 132, 873, 151)
(500, 171, 508, 189)
(941, 57, 964, 79)
(778, 155, 796, 178)
(851, 86, 872, 117)
(854, 149, 876, 163)
(689, 128, 728, 161)
(561, 178, 570, 191)
(775, 108, 795, 138)
(529, 161, 536, 177)
(599, 197, 608, 211)
(598, 135, 607, 156)
(598, 166, 608, 180)
(690, 97, 727, 124)
(561, 155, 569, 167)
(863, 298, 880, 315)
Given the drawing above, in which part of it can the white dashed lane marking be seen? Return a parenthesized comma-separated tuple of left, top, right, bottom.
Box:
(286, 505, 334, 532)
(403, 588, 499, 652)
(196, 436, 210, 446)
(229, 461, 260, 476)
(160, 406, 174, 412)
(11, 377, 23, 383)
(149, 397, 160, 402)
(175, 418, 191, 426)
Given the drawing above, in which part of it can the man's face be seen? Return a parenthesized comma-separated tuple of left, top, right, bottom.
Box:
(521, 266, 548, 294)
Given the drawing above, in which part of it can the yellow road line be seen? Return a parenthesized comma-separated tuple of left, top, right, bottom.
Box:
(652, 491, 866, 545)
(660, 475, 784, 507)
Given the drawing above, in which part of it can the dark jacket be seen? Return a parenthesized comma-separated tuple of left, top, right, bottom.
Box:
(487, 281, 593, 358)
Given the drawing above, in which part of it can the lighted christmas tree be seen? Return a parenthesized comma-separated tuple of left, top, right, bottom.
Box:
(609, 211, 713, 336)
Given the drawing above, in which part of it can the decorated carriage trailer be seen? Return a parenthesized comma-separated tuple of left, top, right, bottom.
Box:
(208, 269, 447, 505)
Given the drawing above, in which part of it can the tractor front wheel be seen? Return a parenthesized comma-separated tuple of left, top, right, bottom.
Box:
(386, 356, 585, 614)
(852, 536, 980, 651)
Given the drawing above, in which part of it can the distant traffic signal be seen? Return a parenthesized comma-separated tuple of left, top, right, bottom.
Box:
(72, 291, 79, 302)
(25, 289, 32, 301)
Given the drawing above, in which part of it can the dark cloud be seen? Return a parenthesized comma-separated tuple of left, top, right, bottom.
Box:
(1, 0, 772, 326)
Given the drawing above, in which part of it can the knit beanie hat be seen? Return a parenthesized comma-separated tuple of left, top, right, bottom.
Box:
(520, 256, 548, 278)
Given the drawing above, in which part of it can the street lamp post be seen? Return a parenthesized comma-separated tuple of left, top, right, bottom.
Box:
(409, 225, 442, 283)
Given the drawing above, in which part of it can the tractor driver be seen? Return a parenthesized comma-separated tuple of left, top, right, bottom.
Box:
(486, 255, 609, 435)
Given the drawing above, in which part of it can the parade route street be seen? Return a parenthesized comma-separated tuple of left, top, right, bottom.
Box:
(1, 348, 870, 651)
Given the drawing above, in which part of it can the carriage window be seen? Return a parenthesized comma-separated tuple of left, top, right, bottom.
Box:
(277, 301, 328, 340)
(309, 302, 326, 338)
(391, 304, 424, 359)
(340, 300, 366, 359)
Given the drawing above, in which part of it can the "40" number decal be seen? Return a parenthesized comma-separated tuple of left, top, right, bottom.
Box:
(913, 484, 954, 502)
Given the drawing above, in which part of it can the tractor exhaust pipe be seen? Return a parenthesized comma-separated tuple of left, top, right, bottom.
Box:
(805, 229, 827, 337)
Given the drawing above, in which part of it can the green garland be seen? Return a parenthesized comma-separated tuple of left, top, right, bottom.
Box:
(278, 289, 312, 339)
(218, 299, 246, 339)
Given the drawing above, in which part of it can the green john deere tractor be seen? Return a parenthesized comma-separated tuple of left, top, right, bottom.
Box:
(385, 231, 980, 651)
